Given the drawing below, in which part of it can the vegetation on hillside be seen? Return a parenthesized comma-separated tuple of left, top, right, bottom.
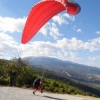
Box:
(0, 58, 100, 97)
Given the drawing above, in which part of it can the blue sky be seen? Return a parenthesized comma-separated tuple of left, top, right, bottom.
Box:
(0, 0, 100, 68)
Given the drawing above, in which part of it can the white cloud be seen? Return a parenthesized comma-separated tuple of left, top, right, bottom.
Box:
(0, 32, 19, 59)
(0, 32, 18, 51)
(20, 39, 83, 63)
(69, 51, 82, 61)
(20, 41, 58, 58)
(52, 13, 75, 25)
(72, 25, 82, 33)
(76, 28, 82, 33)
(56, 37, 100, 52)
(0, 33, 100, 67)
(88, 56, 100, 67)
(21, 37, 100, 58)
(0, 14, 74, 41)
(84, 37, 100, 52)
(39, 22, 63, 40)
(0, 53, 4, 59)
(16, 36, 100, 68)
(52, 14, 68, 25)
(63, 13, 75, 21)
(88, 56, 100, 61)
(56, 37, 83, 50)
(0, 16, 26, 33)
(39, 22, 50, 36)
(20, 37, 100, 59)
(96, 31, 100, 34)
(49, 23, 63, 40)
(1, 32, 100, 60)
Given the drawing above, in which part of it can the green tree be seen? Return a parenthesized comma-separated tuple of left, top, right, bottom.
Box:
(6, 63, 18, 86)
(16, 66, 36, 87)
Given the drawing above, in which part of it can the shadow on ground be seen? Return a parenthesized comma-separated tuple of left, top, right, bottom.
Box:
(43, 95, 67, 100)
(35, 94, 67, 100)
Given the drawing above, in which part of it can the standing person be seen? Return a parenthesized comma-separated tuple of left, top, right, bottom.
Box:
(33, 77, 44, 95)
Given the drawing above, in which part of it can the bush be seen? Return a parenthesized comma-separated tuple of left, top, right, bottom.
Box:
(0, 76, 10, 85)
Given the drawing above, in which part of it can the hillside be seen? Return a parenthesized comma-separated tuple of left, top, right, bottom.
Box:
(32, 66, 100, 97)
(24, 56, 100, 87)
(0, 58, 100, 97)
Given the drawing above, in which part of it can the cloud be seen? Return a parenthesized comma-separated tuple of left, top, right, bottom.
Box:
(0, 53, 4, 59)
(1, 32, 100, 59)
(49, 23, 63, 40)
(0, 32, 19, 59)
(56, 37, 83, 50)
(52, 13, 75, 25)
(84, 37, 100, 52)
(20, 41, 58, 58)
(63, 13, 75, 21)
(0, 32, 100, 67)
(40, 13, 75, 40)
(39, 22, 49, 36)
(52, 14, 69, 25)
(69, 51, 82, 61)
(0, 32, 18, 51)
(20, 37, 100, 59)
(20, 37, 100, 67)
(0, 14, 74, 41)
(88, 56, 100, 67)
(73, 25, 82, 33)
(56, 37, 100, 52)
(0, 16, 26, 33)
(88, 56, 100, 61)
(96, 31, 100, 34)
(76, 28, 82, 33)
(39, 22, 63, 40)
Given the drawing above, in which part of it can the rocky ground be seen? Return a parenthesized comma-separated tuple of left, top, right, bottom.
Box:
(0, 86, 99, 100)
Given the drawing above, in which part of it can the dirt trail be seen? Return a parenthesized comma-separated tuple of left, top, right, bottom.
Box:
(0, 86, 99, 100)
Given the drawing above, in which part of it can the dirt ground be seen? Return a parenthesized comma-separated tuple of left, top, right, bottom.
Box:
(77, 95, 100, 100)
(0, 86, 100, 100)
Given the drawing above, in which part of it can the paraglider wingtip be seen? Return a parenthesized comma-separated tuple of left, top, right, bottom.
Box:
(67, 2, 81, 15)
(21, 40, 27, 44)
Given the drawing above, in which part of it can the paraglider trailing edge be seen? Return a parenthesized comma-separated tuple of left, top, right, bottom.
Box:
(21, 0, 81, 44)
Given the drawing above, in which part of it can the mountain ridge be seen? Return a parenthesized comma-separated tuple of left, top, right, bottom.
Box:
(23, 56, 100, 86)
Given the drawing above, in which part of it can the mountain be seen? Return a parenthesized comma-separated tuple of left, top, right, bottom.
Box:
(24, 56, 100, 87)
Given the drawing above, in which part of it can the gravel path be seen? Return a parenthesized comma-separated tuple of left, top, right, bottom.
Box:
(0, 86, 89, 100)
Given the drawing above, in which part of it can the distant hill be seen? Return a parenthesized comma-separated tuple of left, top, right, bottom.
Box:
(24, 56, 100, 87)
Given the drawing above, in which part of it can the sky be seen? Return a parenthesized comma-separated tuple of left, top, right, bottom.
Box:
(0, 0, 100, 68)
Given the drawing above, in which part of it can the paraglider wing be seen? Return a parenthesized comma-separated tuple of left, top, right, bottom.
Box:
(21, 1, 65, 44)
(21, 0, 81, 44)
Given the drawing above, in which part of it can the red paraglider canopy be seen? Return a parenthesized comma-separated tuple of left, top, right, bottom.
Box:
(21, 0, 81, 44)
